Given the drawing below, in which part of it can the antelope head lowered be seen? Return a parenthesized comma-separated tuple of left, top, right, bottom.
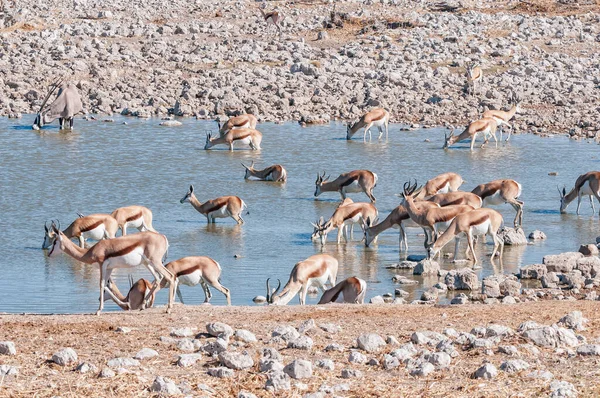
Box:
(32, 79, 83, 130)
(266, 278, 281, 304)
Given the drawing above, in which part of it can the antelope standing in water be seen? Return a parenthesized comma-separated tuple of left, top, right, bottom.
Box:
(443, 117, 499, 151)
(162, 256, 231, 305)
(110, 205, 156, 236)
(427, 208, 504, 266)
(217, 114, 258, 136)
(180, 185, 247, 224)
(205, 128, 262, 151)
(268, 254, 338, 305)
(466, 62, 482, 96)
(471, 179, 524, 228)
(482, 94, 521, 141)
(346, 108, 390, 141)
(311, 201, 378, 245)
(315, 170, 378, 202)
(318, 277, 367, 304)
(32, 79, 83, 130)
(42, 214, 118, 249)
(559, 171, 600, 215)
(47, 223, 175, 315)
(104, 276, 156, 311)
(414, 172, 464, 199)
(242, 161, 287, 182)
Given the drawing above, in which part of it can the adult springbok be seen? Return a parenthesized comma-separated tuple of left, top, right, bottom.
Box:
(205, 128, 262, 151)
(242, 161, 287, 182)
(268, 254, 338, 305)
(559, 171, 600, 215)
(259, 7, 284, 36)
(315, 170, 378, 202)
(471, 179, 523, 228)
(427, 208, 504, 266)
(399, 181, 474, 248)
(311, 201, 378, 245)
(110, 205, 156, 236)
(443, 117, 499, 151)
(217, 114, 258, 136)
(318, 277, 366, 304)
(160, 256, 231, 305)
(482, 94, 521, 141)
(104, 276, 155, 311)
(427, 191, 483, 209)
(32, 79, 84, 130)
(466, 62, 482, 96)
(180, 185, 247, 224)
(42, 214, 118, 249)
(47, 223, 175, 315)
(414, 172, 464, 199)
(346, 108, 390, 140)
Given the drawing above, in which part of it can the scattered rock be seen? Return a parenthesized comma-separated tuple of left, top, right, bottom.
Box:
(369, 295, 385, 304)
(498, 227, 528, 245)
(558, 311, 587, 331)
(206, 322, 234, 338)
(76, 362, 98, 374)
(0, 342, 16, 356)
(99, 367, 115, 378)
(341, 368, 363, 379)
(298, 319, 316, 334)
(543, 252, 583, 273)
(265, 371, 291, 391)
(284, 359, 313, 379)
(445, 268, 479, 290)
(500, 359, 530, 373)
(409, 362, 435, 377)
(219, 351, 254, 370)
(171, 327, 195, 338)
(259, 359, 284, 373)
(115, 326, 132, 333)
(135, 348, 158, 360)
(314, 359, 335, 371)
(272, 325, 300, 342)
(160, 120, 183, 127)
(348, 351, 367, 364)
(356, 333, 386, 353)
(234, 329, 257, 343)
(382, 354, 400, 370)
(288, 336, 314, 350)
(177, 353, 202, 367)
(473, 363, 498, 379)
(319, 323, 341, 334)
(576, 344, 600, 356)
(51, 348, 78, 366)
(579, 244, 599, 257)
(207, 366, 234, 378)
(151, 376, 182, 395)
(107, 357, 140, 368)
(549, 380, 578, 397)
(413, 259, 440, 275)
(519, 264, 548, 280)
(0, 365, 18, 377)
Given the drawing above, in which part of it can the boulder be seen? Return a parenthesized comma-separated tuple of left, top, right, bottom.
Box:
(543, 252, 583, 273)
(558, 311, 587, 331)
(498, 227, 527, 245)
(151, 376, 182, 395)
(283, 359, 312, 379)
(51, 348, 78, 366)
(541, 272, 560, 288)
(206, 322, 234, 338)
(413, 259, 440, 275)
(579, 244, 599, 257)
(356, 333, 386, 353)
(575, 256, 600, 278)
(219, 351, 254, 370)
(528, 230, 546, 240)
(519, 264, 547, 280)
(445, 268, 479, 290)
(521, 325, 579, 348)
(482, 274, 521, 297)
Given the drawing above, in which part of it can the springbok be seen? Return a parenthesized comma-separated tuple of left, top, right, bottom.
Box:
(311, 201, 378, 245)
(180, 185, 246, 224)
(42, 214, 118, 249)
(346, 108, 390, 140)
(443, 118, 499, 151)
(204, 128, 262, 151)
(559, 171, 600, 215)
(318, 277, 367, 304)
(471, 179, 523, 228)
(104, 276, 155, 311)
(427, 191, 483, 209)
(47, 223, 175, 315)
(482, 94, 521, 141)
(414, 172, 464, 199)
(466, 62, 482, 96)
(399, 181, 474, 248)
(32, 79, 83, 130)
(242, 161, 287, 182)
(268, 254, 338, 305)
(259, 7, 284, 36)
(427, 208, 504, 266)
(217, 114, 258, 136)
(110, 205, 156, 236)
(160, 256, 231, 305)
(315, 170, 378, 202)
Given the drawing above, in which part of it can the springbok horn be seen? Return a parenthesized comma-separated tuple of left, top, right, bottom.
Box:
(557, 185, 562, 196)
(274, 279, 281, 297)
(266, 278, 272, 303)
(44, 220, 51, 232)
(76, 212, 84, 218)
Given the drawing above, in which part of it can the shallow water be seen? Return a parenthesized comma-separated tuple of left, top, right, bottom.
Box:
(1, 116, 599, 313)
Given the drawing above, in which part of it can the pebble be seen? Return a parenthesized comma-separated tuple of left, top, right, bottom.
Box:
(341, 369, 363, 379)
(135, 348, 159, 360)
(99, 367, 115, 378)
(314, 359, 335, 371)
(207, 366, 234, 378)
(170, 327, 195, 338)
(107, 357, 140, 368)
(177, 353, 203, 367)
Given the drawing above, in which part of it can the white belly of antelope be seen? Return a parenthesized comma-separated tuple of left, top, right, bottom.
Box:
(484, 191, 505, 206)
(435, 219, 453, 232)
(342, 180, 362, 194)
(237, 137, 252, 146)
(178, 270, 203, 286)
(307, 270, 330, 290)
(232, 122, 250, 129)
(371, 118, 386, 128)
(470, 219, 491, 236)
(436, 183, 450, 194)
(579, 181, 596, 197)
(125, 217, 144, 230)
(82, 224, 106, 241)
(208, 206, 229, 219)
(105, 247, 145, 270)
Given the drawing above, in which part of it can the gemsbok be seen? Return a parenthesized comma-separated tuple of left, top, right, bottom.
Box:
(559, 171, 600, 215)
(242, 161, 287, 182)
(315, 170, 378, 202)
(161, 256, 231, 305)
(180, 185, 247, 224)
(104, 276, 155, 311)
(311, 201, 378, 245)
(42, 214, 118, 249)
(205, 128, 262, 151)
(471, 179, 524, 228)
(110, 205, 156, 236)
(427, 208, 504, 266)
(466, 62, 482, 96)
(268, 254, 338, 305)
(414, 172, 464, 199)
(482, 94, 521, 141)
(399, 181, 474, 248)
(318, 277, 367, 304)
(32, 79, 83, 130)
(217, 114, 258, 136)
(443, 117, 499, 151)
(47, 223, 175, 315)
(346, 108, 390, 140)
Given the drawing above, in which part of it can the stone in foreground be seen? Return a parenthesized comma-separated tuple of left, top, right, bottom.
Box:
(51, 348, 78, 366)
(473, 363, 497, 379)
(283, 359, 313, 379)
(151, 376, 182, 395)
(356, 333, 386, 353)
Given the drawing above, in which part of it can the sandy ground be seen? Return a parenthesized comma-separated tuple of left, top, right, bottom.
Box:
(1, 301, 600, 397)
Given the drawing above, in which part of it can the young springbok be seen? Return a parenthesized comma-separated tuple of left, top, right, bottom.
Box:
(559, 171, 600, 215)
(315, 170, 378, 202)
(110, 205, 156, 236)
(242, 161, 287, 182)
(312, 201, 378, 245)
(180, 185, 247, 224)
(444, 118, 499, 151)
(217, 114, 258, 136)
(42, 214, 118, 249)
(471, 179, 523, 228)
(104, 276, 155, 311)
(318, 277, 367, 304)
(346, 108, 390, 140)
(466, 62, 482, 95)
(268, 254, 338, 305)
(205, 128, 262, 151)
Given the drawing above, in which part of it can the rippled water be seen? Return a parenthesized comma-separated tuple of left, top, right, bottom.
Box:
(1, 116, 599, 313)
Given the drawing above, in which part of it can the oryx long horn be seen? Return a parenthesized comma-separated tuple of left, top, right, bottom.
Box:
(38, 78, 62, 112)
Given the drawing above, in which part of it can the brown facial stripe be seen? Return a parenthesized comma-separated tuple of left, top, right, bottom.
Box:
(343, 208, 363, 221)
(125, 211, 142, 223)
(106, 243, 141, 259)
(174, 264, 202, 278)
(80, 219, 104, 233)
(341, 175, 359, 187)
(204, 198, 230, 214)
(469, 213, 490, 226)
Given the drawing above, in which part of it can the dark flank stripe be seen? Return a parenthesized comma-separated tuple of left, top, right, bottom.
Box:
(174, 264, 202, 278)
(472, 185, 497, 199)
(307, 262, 327, 279)
(233, 133, 251, 141)
(340, 175, 359, 187)
(204, 198, 230, 214)
(125, 212, 142, 223)
(80, 219, 103, 233)
(434, 208, 466, 223)
(441, 198, 464, 206)
(343, 208, 363, 221)
(470, 214, 490, 226)
(106, 243, 140, 259)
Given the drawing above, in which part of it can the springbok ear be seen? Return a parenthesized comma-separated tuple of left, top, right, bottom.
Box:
(562, 187, 566, 196)
(189, 185, 194, 193)
(311, 222, 319, 228)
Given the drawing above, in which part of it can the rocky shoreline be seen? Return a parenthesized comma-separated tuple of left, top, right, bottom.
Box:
(1, 0, 599, 138)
